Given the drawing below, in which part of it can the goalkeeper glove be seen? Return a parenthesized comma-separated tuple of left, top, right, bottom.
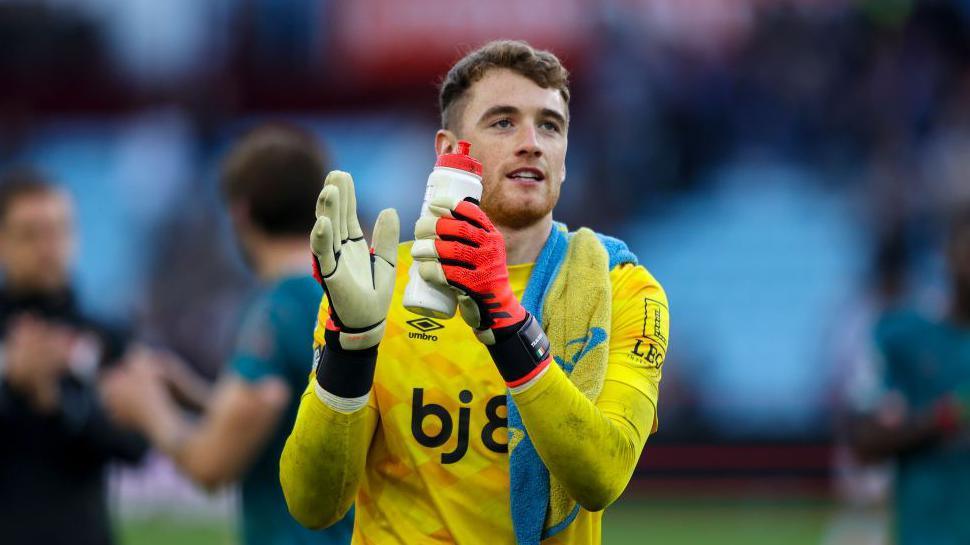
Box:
(311, 171, 399, 399)
(411, 196, 551, 388)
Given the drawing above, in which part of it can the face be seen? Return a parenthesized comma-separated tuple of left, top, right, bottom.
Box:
(0, 191, 75, 293)
(438, 68, 568, 230)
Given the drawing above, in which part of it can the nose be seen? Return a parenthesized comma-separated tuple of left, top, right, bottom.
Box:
(515, 125, 542, 158)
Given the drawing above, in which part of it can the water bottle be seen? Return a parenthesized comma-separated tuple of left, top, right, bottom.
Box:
(403, 140, 483, 318)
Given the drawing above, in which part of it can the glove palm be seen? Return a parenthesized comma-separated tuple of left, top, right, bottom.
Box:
(311, 171, 399, 350)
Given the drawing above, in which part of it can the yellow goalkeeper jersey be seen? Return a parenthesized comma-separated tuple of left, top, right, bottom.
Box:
(295, 242, 667, 545)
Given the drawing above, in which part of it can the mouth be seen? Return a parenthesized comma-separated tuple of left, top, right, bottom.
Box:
(505, 167, 545, 183)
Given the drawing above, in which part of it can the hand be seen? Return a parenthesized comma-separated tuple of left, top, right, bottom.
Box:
(152, 350, 212, 412)
(4, 315, 74, 412)
(933, 386, 970, 435)
(100, 347, 171, 433)
(411, 196, 528, 344)
(310, 171, 400, 351)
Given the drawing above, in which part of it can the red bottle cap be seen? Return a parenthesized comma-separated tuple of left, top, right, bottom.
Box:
(435, 140, 482, 177)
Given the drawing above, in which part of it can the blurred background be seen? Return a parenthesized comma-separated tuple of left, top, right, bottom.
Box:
(3, 0, 970, 543)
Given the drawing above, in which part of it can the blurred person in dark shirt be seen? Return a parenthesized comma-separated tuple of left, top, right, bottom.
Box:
(102, 124, 353, 545)
(0, 169, 148, 545)
(852, 207, 970, 545)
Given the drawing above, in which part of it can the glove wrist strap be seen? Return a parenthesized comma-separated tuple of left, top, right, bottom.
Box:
(487, 313, 552, 388)
(315, 329, 378, 398)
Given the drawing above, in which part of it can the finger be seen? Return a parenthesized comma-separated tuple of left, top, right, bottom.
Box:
(371, 208, 399, 267)
(410, 239, 438, 261)
(321, 173, 345, 244)
(432, 239, 473, 264)
(343, 172, 364, 241)
(414, 215, 438, 240)
(427, 194, 461, 218)
(318, 184, 342, 257)
(314, 185, 327, 218)
(373, 211, 400, 304)
(435, 216, 485, 244)
(428, 196, 492, 232)
(418, 260, 449, 288)
(325, 171, 351, 242)
(439, 262, 474, 290)
(452, 199, 494, 232)
(310, 216, 337, 275)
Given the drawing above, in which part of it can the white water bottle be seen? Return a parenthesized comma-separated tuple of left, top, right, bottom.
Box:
(403, 140, 483, 318)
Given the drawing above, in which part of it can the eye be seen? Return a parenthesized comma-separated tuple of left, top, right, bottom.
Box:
(491, 118, 513, 129)
(540, 121, 562, 133)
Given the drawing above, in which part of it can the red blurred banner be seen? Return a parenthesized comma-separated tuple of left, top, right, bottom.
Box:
(328, 0, 594, 86)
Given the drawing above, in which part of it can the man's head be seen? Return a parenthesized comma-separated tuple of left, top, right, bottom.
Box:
(437, 40, 570, 230)
(221, 124, 327, 261)
(0, 169, 75, 293)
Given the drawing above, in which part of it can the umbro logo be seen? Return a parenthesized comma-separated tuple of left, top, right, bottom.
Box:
(406, 317, 444, 341)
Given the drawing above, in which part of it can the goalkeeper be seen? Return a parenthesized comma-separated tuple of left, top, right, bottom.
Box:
(281, 40, 669, 545)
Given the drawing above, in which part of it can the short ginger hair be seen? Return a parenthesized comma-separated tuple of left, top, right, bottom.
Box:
(438, 40, 570, 132)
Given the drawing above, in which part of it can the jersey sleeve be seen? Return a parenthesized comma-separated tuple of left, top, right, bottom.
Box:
(510, 263, 668, 511)
(281, 371, 379, 529)
(281, 292, 380, 529)
(606, 264, 667, 431)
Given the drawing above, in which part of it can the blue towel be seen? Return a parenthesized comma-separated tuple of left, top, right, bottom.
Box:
(508, 222, 637, 545)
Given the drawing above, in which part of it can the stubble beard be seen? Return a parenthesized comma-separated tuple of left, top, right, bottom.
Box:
(480, 180, 559, 230)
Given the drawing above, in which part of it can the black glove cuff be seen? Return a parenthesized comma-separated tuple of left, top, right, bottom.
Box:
(315, 329, 378, 398)
(487, 313, 551, 385)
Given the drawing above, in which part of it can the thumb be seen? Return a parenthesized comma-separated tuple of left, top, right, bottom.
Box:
(372, 208, 400, 303)
(456, 293, 483, 330)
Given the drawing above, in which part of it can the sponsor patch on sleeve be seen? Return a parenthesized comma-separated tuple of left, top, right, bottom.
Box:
(628, 297, 668, 368)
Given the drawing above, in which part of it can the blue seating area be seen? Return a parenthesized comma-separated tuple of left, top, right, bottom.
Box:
(622, 160, 867, 436)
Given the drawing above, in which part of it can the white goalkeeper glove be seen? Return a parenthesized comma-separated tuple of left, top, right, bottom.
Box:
(310, 171, 399, 351)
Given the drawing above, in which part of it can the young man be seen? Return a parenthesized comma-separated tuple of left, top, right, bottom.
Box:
(281, 41, 669, 545)
(0, 171, 148, 545)
(851, 209, 970, 545)
(101, 125, 353, 544)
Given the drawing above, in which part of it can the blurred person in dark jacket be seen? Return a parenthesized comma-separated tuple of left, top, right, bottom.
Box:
(0, 169, 148, 545)
(102, 124, 353, 545)
(852, 207, 970, 545)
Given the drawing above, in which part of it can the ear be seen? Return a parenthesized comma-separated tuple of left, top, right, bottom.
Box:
(435, 130, 458, 156)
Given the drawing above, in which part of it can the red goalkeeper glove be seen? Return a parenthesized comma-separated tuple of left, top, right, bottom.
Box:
(412, 196, 551, 388)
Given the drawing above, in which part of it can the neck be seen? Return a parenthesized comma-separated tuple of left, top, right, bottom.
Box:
(251, 238, 310, 282)
(496, 215, 552, 266)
